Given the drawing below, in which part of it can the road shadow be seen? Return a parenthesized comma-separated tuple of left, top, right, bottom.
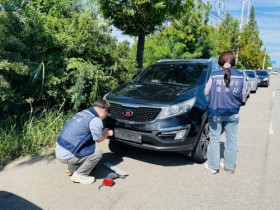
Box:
(91, 141, 195, 179)
(0, 191, 42, 210)
(0, 154, 56, 173)
(17, 154, 56, 167)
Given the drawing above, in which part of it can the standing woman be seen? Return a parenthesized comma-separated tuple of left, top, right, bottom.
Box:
(204, 51, 247, 174)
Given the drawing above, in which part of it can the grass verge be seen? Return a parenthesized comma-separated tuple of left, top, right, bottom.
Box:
(0, 107, 72, 166)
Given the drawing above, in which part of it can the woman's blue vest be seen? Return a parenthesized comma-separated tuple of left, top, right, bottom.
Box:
(57, 108, 98, 158)
(207, 69, 244, 117)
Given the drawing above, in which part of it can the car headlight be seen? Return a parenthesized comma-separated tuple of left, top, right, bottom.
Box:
(263, 78, 268, 81)
(158, 97, 196, 119)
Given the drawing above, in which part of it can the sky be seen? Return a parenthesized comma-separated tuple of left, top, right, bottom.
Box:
(114, 0, 280, 68)
(224, 0, 280, 68)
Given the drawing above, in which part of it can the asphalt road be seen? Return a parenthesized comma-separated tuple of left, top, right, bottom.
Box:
(1, 75, 280, 210)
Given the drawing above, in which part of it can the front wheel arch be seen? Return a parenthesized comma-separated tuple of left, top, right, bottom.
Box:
(190, 122, 210, 163)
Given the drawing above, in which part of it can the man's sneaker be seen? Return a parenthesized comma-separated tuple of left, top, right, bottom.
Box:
(220, 162, 235, 174)
(70, 172, 96, 185)
(204, 163, 219, 174)
(65, 164, 79, 176)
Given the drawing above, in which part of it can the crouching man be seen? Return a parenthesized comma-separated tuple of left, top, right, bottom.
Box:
(55, 99, 113, 184)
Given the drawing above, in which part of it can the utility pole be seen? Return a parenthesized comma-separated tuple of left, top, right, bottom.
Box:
(214, 0, 226, 23)
(236, 0, 249, 65)
(261, 30, 273, 69)
(240, 0, 248, 31)
(262, 50, 267, 70)
(247, 0, 251, 23)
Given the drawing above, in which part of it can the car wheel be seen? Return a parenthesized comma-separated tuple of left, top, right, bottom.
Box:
(191, 122, 209, 163)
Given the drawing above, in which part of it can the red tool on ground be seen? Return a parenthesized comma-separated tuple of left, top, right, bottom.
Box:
(98, 173, 120, 190)
(98, 162, 128, 190)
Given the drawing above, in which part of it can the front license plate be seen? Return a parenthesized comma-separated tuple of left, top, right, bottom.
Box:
(114, 128, 142, 143)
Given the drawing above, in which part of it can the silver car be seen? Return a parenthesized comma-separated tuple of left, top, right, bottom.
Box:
(238, 70, 251, 104)
(245, 70, 258, 93)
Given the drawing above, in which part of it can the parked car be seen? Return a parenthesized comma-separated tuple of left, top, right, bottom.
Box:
(238, 70, 250, 104)
(255, 70, 270, 87)
(245, 70, 258, 93)
(267, 70, 272, 75)
(104, 59, 220, 163)
(271, 70, 279, 75)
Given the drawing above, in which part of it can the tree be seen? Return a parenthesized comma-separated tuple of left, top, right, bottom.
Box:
(0, 0, 135, 115)
(238, 6, 264, 69)
(98, 0, 184, 70)
(142, 0, 216, 66)
(216, 13, 239, 54)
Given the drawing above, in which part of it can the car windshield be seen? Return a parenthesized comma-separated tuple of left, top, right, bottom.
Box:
(256, 71, 268, 76)
(135, 62, 209, 86)
(245, 71, 256, 78)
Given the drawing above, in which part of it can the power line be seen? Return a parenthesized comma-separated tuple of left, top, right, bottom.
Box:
(198, 0, 226, 23)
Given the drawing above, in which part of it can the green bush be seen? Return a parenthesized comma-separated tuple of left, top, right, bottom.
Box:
(0, 107, 71, 166)
(0, 125, 19, 166)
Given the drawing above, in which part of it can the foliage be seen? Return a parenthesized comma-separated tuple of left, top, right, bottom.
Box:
(98, 0, 182, 36)
(143, 0, 217, 67)
(0, 107, 70, 166)
(238, 7, 265, 69)
(216, 13, 239, 54)
(0, 0, 135, 116)
(0, 123, 19, 166)
(98, 0, 184, 69)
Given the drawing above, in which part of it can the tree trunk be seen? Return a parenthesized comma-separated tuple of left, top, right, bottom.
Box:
(136, 29, 146, 71)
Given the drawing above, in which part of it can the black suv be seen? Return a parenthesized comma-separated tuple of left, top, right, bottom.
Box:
(255, 70, 270, 87)
(104, 59, 219, 163)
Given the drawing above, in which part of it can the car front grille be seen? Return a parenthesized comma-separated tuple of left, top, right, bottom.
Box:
(109, 103, 162, 122)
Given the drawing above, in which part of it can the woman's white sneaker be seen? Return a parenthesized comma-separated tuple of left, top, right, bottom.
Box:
(220, 162, 235, 174)
(70, 172, 95, 184)
(204, 163, 219, 174)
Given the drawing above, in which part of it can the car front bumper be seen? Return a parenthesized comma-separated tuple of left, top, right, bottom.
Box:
(106, 113, 204, 152)
(258, 80, 269, 86)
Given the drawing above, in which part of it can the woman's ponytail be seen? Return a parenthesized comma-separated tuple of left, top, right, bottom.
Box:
(223, 63, 231, 87)
(218, 51, 235, 88)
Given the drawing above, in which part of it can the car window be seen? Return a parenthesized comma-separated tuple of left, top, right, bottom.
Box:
(245, 71, 256, 78)
(256, 71, 268, 76)
(135, 63, 209, 86)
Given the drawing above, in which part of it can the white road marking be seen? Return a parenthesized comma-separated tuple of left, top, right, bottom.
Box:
(269, 123, 274, 135)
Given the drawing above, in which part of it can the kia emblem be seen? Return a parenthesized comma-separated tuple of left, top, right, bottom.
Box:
(123, 110, 133, 118)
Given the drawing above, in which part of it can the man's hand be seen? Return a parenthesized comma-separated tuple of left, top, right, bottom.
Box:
(97, 128, 114, 143)
(102, 128, 113, 137)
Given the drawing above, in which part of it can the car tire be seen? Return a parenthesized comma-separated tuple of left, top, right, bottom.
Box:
(191, 122, 209, 163)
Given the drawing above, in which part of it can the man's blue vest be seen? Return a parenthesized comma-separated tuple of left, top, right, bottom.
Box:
(207, 69, 244, 117)
(57, 108, 98, 158)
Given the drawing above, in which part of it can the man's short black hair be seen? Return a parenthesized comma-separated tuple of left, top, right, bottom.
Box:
(93, 99, 110, 111)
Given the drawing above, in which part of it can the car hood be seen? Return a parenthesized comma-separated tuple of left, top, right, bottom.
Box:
(106, 81, 197, 105)
(257, 75, 268, 79)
